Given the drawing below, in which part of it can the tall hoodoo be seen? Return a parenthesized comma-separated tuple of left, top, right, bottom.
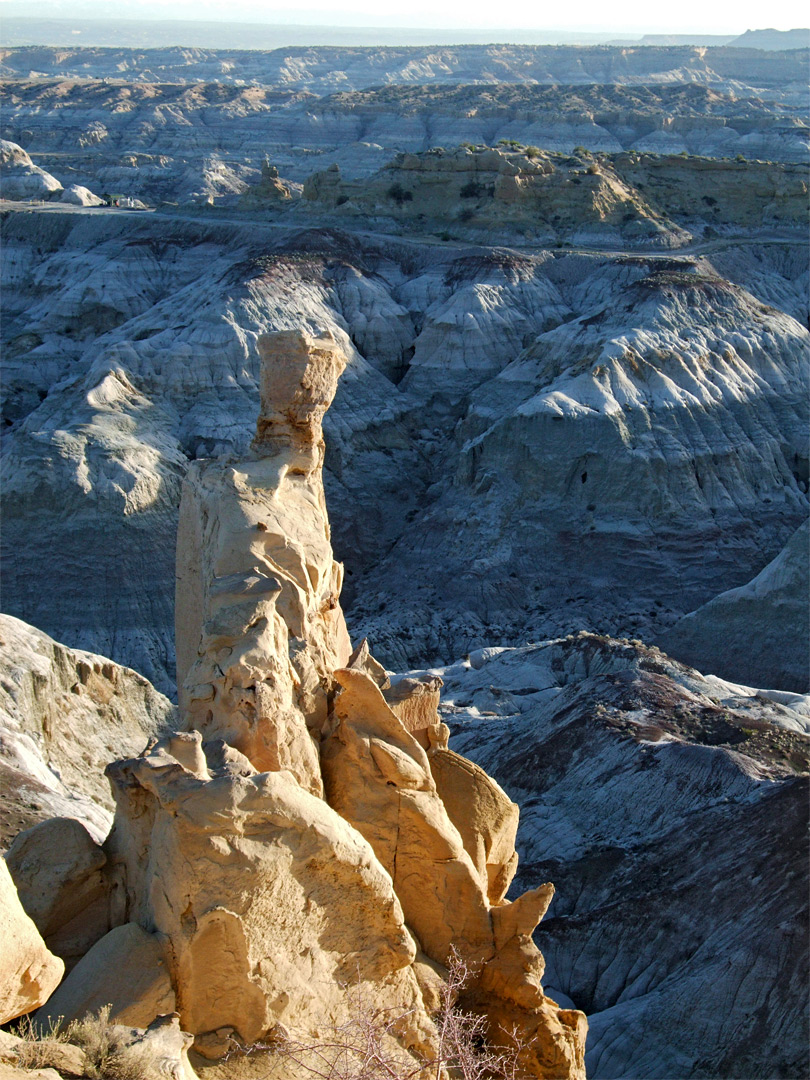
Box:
(82, 329, 588, 1077)
(175, 329, 352, 794)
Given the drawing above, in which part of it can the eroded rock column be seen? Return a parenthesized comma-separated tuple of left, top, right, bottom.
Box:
(175, 330, 352, 795)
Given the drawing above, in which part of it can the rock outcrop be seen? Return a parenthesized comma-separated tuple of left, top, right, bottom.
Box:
(322, 666, 585, 1076)
(175, 329, 352, 793)
(0, 140, 62, 201)
(303, 146, 690, 247)
(0, 614, 175, 849)
(102, 733, 432, 1058)
(0, 859, 63, 1024)
(56, 328, 586, 1078)
(238, 160, 293, 209)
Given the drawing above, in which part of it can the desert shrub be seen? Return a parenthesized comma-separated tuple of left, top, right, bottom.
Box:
(262, 948, 528, 1080)
(387, 183, 413, 206)
(10, 1015, 70, 1069)
(11, 1006, 156, 1080)
(524, 146, 541, 159)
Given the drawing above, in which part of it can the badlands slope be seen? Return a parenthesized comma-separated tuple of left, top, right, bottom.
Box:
(438, 633, 810, 1078)
(1, 207, 807, 695)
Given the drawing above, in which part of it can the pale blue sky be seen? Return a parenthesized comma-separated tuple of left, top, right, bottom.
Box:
(2, 0, 808, 32)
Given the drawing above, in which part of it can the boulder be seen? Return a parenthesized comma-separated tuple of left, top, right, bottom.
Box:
(36, 923, 175, 1031)
(5, 817, 112, 970)
(0, 859, 63, 1024)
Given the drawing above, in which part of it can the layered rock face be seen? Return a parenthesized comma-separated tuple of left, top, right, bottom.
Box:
(355, 265, 809, 670)
(1, 45, 806, 209)
(43, 329, 585, 1077)
(303, 146, 689, 247)
(303, 145, 806, 245)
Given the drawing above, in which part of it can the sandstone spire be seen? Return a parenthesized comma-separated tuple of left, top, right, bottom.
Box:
(175, 329, 352, 795)
(39, 327, 587, 1078)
